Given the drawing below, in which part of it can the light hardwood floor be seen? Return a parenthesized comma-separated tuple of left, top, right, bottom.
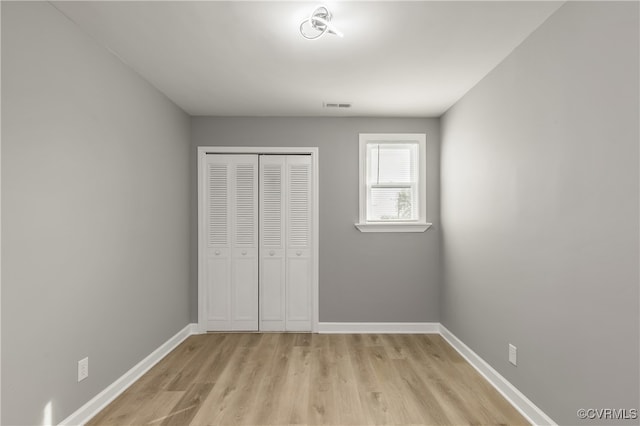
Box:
(88, 333, 529, 425)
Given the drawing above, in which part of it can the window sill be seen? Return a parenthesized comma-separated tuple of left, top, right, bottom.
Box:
(354, 222, 432, 233)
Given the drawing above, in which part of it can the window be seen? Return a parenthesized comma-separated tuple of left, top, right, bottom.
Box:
(356, 133, 431, 232)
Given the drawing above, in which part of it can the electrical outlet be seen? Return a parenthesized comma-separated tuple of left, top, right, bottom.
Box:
(78, 357, 89, 382)
(508, 344, 517, 366)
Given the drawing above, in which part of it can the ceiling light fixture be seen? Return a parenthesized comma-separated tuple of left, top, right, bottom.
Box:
(299, 5, 343, 40)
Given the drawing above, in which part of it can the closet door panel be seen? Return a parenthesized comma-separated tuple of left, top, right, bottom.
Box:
(205, 157, 232, 330)
(285, 155, 312, 331)
(204, 154, 258, 331)
(231, 248, 258, 330)
(286, 253, 311, 330)
(259, 156, 286, 331)
(206, 254, 230, 330)
(231, 156, 259, 331)
(260, 255, 285, 331)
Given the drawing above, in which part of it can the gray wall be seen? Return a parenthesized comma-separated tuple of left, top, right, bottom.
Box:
(191, 117, 441, 323)
(1, 2, 191, 424)
(440, 2, 639, 425)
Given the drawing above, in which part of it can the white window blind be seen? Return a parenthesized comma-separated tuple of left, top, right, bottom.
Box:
(366, 143, 418, 221)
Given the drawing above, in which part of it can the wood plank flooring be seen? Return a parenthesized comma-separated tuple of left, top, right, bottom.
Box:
(88, 333, 528, 425)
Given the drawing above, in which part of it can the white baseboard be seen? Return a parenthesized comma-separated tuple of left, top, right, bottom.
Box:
(439, 325, 556, 426)
(59, 323, 198, 426)
(318, 322, 440, 334)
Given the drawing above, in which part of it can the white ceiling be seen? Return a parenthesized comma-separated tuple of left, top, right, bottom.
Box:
(53, 1, 563, 117)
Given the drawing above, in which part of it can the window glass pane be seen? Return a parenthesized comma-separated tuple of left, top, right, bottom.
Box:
(367, 143, 417, 184)
(368, 187, 415, 221)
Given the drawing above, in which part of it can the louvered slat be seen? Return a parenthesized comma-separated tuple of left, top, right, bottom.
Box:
(288, 163, 311, 247)
(262, 164, 282, 247)
(235, 164, 255, 246)
(208, 163, 228, 246)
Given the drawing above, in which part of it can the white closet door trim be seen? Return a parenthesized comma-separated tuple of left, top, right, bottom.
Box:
(198, 146, 319, 333)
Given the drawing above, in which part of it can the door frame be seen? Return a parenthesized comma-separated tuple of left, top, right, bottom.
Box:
(197, 146, 319, 333)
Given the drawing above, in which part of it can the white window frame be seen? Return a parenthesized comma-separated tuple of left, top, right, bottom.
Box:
(355, 133, 431, 233)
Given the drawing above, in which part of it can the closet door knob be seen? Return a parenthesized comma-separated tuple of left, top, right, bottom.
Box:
(296, 251, 302, 256)
(242, 250, 247, 256)
(215, 250, 220, 255)
(269, 251, 275, 256)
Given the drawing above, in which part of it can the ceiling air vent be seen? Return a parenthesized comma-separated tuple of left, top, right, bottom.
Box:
(323, 102, 352, 109)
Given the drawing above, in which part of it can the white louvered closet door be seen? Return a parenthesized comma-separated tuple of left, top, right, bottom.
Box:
(259, 156, 286, 331)
(285, 155, 313, 331)
(259, 155, 312, 331)
(205, 154, 258, 331)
